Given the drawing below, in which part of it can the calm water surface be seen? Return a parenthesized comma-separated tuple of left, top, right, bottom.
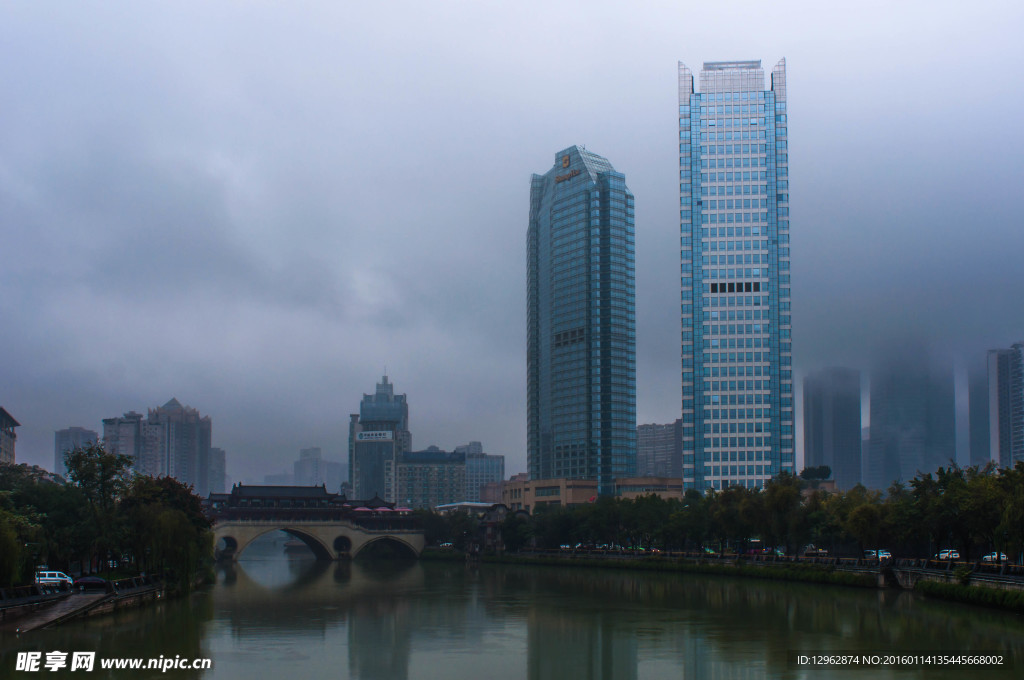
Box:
(7, 541, 1024, 679)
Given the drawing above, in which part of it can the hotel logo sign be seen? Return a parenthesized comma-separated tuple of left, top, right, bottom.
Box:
(555, 155, 579, 183)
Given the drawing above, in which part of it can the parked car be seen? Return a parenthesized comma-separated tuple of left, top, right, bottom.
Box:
(864, 550, 877, 559)
(935, 549, 960, 560)
(865, 549, 892, 560)
(74, 576, 108, 591)
(35, 571, 73, 587)
(981, 552, 1008, 563)
(877, 550, 892, 559)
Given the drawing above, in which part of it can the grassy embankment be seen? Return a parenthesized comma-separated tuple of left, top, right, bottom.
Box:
(914, 579, 1024, 613)
(420, 549, 876, 588)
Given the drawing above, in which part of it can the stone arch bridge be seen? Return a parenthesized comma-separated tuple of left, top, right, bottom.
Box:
(213, 518, 424, 561)
(207, 484, 425, 561)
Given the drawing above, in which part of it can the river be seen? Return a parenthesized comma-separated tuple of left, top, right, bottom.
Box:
(6, 535, 1024, 679)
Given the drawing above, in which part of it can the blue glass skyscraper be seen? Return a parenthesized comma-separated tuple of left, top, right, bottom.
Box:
(678, 59, 794, 490)
(527, 146, 636, 496)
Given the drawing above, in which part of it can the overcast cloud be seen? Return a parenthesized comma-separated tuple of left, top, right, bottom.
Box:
(2, 1, 1023, 481)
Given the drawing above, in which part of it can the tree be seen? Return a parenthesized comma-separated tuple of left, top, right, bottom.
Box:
(412, 509, 450, 546)
(996, 463, 1024, 562)
(120, 476, 212, 588)
(710, 486, 757, 551)
(764, 473, 803, 553)
(627, 494, 670, 550)
(845, 503, 881, 553)
(0, 505, 28, 587)
(64, 443, 132, 572)
(963, 465, 1003, 558)
(501, 512, 533, 552)
(799, 465, 832, 481)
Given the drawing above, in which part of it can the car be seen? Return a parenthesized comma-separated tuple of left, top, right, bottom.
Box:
(438, 542, 453, 549)
(864, 550, 877, 559)
(935, 550, 960, 560)
(981, 552, 1008, 563)
(877, 550, 892, 560)
(73, 576, 108, 591)
(35, 571, 73, 587)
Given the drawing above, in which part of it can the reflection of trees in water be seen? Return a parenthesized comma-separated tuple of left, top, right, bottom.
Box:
(474, 566, 1024, 678)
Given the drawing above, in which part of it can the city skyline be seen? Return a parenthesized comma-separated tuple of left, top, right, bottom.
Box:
(3, 3, 1023, 482)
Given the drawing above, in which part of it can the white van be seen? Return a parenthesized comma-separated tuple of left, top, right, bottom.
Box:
(35, 571, 73, 586)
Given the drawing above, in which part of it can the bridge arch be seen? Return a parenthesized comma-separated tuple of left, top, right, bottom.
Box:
(353, 535, 419, 560)
(215, 526, 333, 561)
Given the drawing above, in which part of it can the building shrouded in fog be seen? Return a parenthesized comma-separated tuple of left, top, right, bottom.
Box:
(54, 426, 99, 477)
(802, 367, 861, 489)
(865, 352, 955, 489)
(986, 343, 1024, 468)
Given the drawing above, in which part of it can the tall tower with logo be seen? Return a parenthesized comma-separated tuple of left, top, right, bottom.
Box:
(348, 375, 411, 501)
(527, 145, 636, 497)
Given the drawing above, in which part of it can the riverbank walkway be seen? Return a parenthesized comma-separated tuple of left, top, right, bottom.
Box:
(1, 592, 110, 632)
(1, 575, 166, 632)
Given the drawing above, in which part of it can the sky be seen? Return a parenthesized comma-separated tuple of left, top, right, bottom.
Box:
(2, 1, 1023, 482)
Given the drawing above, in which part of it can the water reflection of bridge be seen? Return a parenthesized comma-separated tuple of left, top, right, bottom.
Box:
(207, 485, 425, 560)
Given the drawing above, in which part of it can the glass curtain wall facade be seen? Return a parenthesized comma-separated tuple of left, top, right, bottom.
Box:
(678, 59, 793, 491)
(527, 145, 637, 497)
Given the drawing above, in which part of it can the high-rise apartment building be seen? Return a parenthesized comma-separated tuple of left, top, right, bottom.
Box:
(802, 368, 861, 490)
(678, 59, 793, 490)
(527, 146, 637, 496)
(102, 410, 146, 471)
(103, 399, 215, 496)
(865, 351, 955, 488)
(54, 426, 99, 477)
(348, 375, 411, 501)
(986, 343, 1024, 468)
(636, 421, 683, 478)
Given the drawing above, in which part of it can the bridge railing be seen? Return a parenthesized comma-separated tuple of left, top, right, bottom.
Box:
(210, 509, 421, 533)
